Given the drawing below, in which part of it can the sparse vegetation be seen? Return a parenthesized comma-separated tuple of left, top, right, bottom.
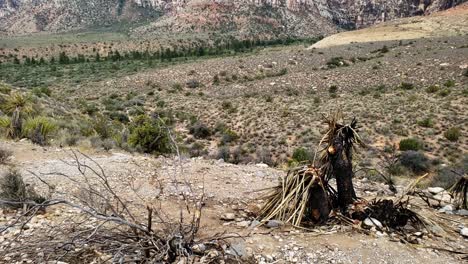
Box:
(399, 151, 430, 174)
(128, 114, 172, 154)
(0, 147, 12, 164)
(0, 169, 45, 209)
(399, 138, 423, 151)
(444, 127, 461, 142)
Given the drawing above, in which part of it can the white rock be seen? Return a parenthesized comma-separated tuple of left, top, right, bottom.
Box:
(266, 220, 283, 228)
(433, 193, 452, 203)
(256, 163, 269, 168)
(438, 204, 454, 214)
(427, 187, 445, 194)
(220, 213, 236, 221)
(460, 227, 468, 237)
(363, 218, 383, 229)
(455, 209, 468, 216)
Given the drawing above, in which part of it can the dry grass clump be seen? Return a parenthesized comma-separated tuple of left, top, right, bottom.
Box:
(0, 147, 13, 164)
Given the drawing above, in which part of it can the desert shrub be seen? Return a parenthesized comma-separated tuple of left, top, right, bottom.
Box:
(31, 87, 52, 97)
(22, 116, 57, 146)
(425, 85, 439, 93)
(213, 75, 220, 85)
(171, 82, 183, 91)
(444, 127, 461, 142)
(429, 165, 463, 188)
(92, 116, 115, 139)
(186, 79, 201, 89)
(328, 85, 338, 94)
(216, 146, 230, 161)
(399, 151, 430, 174)
(438, 89, 450, 97)
(128, 115, 172, 155)
(108, 111, 129, 123)
(0, 147, 12, 164)
(81, 102, 99, 115)
(189, 122, 211, 139)
(444, 80, 455, 87)
(417, 117, 434, 128)
(220, 129, 239, 145)
(400, 82, 414, 90)
(399, 138, 423, 151)
(214, 122, 227, 133)
(0, 169, 45, 209)
(326, 57, 347, 68)
(188, 142, 206, 157)
(256, 147, 274, 166)
(292, 147, 312, 163)
(221, 101, 233, 110)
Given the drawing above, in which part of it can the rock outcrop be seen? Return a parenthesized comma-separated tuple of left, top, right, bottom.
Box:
(0, 0, 465, 35)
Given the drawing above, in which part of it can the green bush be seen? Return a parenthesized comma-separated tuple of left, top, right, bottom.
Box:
(22, 116, 57, 146)
(425, 85, 439, 93)
(444, 127, 461, 142)
(399, 138, 423, 151)
(400, 82, 414, 90)
(438, 89, 450, 97)
(443, 80, 455, 87)
(417, 117, 434, 128)
(292, 147, 312, 163)
(399, 151, 430, 174)
(128, 115, 172, 154)
(31, 87, 52, 97)
(220, 129, 239, 145)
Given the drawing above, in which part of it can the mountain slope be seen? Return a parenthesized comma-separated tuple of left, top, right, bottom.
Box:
(0, 0, 466, 37)
(310, 3, 468, 48)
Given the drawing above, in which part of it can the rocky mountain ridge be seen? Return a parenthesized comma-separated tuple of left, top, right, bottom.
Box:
(0, 0, 466, 36)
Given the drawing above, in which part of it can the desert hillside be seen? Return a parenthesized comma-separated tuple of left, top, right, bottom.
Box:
(0, 2, 467, 264)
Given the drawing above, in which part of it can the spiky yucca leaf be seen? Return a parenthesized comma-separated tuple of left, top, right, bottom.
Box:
(0, 116, 14, 138)
(22, 116, 57, 145)
(449, 175, 468, 209)
(1, 92, 34, 115)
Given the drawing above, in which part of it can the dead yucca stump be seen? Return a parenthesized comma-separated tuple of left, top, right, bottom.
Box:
(450, 175, 468, 209)
(258, 113, 363, 226)
(258, 166, 331, 226)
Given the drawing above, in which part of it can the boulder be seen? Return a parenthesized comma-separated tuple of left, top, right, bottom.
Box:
(427, 187, 445, 194)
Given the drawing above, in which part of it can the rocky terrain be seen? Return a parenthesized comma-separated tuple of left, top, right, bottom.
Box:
(0, 140, 467, 263)
(0, 0, 466, 36)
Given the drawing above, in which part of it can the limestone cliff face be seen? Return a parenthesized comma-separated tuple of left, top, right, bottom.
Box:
(0, 0, 465, 35)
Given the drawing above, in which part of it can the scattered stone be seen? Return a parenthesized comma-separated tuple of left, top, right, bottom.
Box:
(266, 220, 283, 228)
(460, 227, 468, 238)
(227, 242, 246, 257)
(455, 209, 468, 216)
(433, 192, 452, 203)
(236, 220, 251, 227)
(220, 213, 236, 221)
(427, 187, 445, 194)
(363, 218, 383, 229)
(438, 204, 454, 214)
(249, 220, 261, 228)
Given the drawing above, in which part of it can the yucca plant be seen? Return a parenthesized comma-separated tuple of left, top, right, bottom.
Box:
(2, 92, 34, 115)
(22, 116, 57, 146)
